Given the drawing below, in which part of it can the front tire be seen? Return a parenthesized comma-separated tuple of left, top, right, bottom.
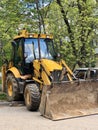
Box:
(24, 83, 41, 111)
(6, 73, 20, 101)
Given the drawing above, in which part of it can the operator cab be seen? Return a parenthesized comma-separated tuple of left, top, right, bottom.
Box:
(11, 30, 56, 75)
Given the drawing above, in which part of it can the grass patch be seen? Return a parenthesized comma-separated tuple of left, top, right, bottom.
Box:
(0, 92, 7, 101)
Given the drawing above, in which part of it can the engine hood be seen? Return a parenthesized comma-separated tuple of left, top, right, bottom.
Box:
(41, 59, 62, 72)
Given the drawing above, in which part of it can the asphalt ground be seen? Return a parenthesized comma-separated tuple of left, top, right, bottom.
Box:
(0, 82, 98, 130)
(0, 104, 98, 130)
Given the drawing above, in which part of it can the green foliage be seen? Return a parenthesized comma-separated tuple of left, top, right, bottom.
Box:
(47, 0, 98, 68)
(0, 92, 7, 100)
(0, 0, 98, 69)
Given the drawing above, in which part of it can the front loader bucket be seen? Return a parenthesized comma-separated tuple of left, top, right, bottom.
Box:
(39, 80, 98, 120)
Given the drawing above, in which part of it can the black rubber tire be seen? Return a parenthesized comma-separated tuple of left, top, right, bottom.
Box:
(6, 73, 21, 101)
(24, 84, 41, 111)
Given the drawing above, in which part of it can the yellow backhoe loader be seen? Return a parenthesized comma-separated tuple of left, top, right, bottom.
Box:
(2, 29, 98, 120)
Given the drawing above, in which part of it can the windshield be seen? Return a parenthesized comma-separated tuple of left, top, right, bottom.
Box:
(24, 38, 54, 63)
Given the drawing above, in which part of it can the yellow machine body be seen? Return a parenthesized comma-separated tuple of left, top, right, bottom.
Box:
(2, 29, 98, 121)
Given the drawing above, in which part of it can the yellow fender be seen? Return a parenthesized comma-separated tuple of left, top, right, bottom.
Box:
(2, 66, 20, 92)
(7, 67, 21, 78)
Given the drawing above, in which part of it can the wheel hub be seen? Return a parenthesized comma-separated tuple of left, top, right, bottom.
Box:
(8, 81, 13, 97)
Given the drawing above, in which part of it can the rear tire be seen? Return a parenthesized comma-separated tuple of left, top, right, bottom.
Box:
(24, 84, 41, 111)
(6, 73, 21, 101)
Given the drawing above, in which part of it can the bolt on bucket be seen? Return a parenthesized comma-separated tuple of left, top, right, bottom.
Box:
(39, 80, 98, 120)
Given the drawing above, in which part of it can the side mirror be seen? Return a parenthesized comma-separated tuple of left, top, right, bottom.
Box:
(57, 53, 61, 58)
(53, 53, 61, 60)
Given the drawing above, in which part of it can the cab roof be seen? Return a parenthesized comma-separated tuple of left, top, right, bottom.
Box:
(14, 29, 53, 40)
